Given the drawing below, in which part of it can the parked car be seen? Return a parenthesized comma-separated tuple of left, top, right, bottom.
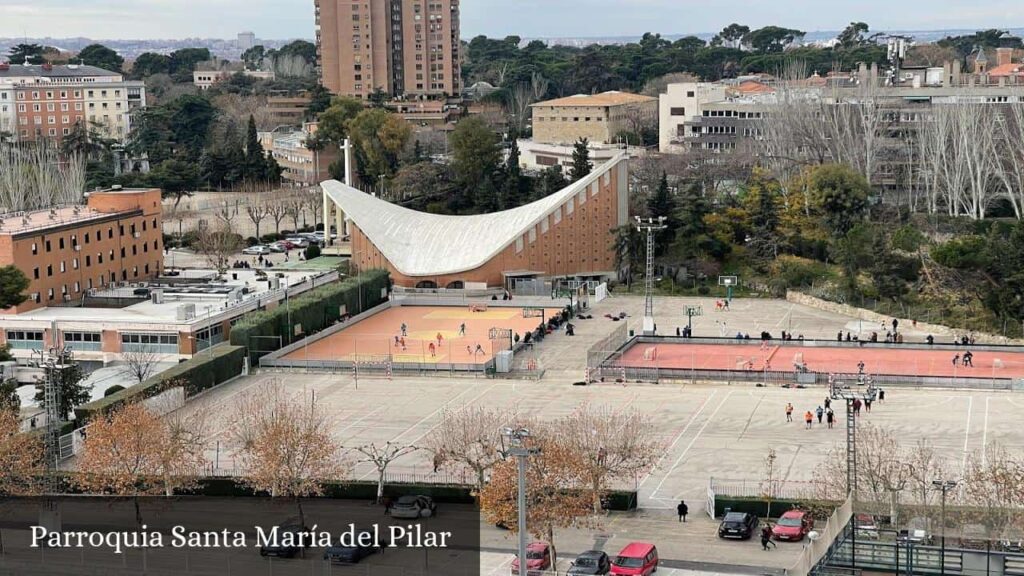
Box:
(389, 495, 436, 519)
(718, 512, 759, 540)
(999, 529, 1024, 553)
(243, 245, 272, 255)
(772, 510, 814, 542)
(285, 237, 309, 248)
(259, 524, 309, 558)
(268, 242, 286, 253)
(313, 231, 338, 241)
(323, 527, 387, 564)
(298, 233, 323, 245)
(854, 514, 879, 540)
(610, 542, 659, 575)
(511, 541, 553, 576)
(569, 550, 611, 574)
(898, 517, 932, 545)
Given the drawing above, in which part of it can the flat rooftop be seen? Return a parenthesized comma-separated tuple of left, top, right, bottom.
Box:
(0, 205, 112, 235)
(11, 268, 328, 326)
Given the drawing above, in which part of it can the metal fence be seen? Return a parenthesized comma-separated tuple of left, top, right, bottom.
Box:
(790, 494, 854, 576)
(709, 477, 824, 502)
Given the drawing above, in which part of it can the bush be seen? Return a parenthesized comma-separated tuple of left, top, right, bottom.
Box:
(103, 385, 126, 397)
(245, 236, 259, 247)
(259, 233, 283, 244)
(229, 270, 390, 361)
(304, 244, 322, 260)
(771, 255, 829, 289)
(697, 285, 711, 295)
(75, 344, 246, 421)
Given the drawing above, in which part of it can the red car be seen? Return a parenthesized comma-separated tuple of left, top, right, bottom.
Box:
(511, 541, 552, 575)
(773, 510, 814, 541)
(610, 542, 659, 575)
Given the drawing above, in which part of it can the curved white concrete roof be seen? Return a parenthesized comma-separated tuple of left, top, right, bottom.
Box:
(322, 154, 626, 277)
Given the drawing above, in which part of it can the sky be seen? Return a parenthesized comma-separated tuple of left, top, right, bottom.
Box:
(2, 0, 1024, 40)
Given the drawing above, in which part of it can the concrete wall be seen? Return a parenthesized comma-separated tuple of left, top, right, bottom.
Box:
(786, 291, 1024, 346)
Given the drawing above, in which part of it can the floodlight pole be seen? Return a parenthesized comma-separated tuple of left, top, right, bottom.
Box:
(501, 427, 538, 576)
(932, 479, 958, 576)
(636, 217, 667, 336)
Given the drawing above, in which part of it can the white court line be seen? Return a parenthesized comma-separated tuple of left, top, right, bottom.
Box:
(355, 383, 497, 480)
(652, 390, 734, 499)
(636, 390, 718, 489)
(982, 396, 990, 468)
(335, 405, 389, 441)
(961, 395, 973, 478)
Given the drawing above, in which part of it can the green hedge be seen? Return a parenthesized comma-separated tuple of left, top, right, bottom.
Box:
(74, 344, 246, 421)
(713, 496, 835, 519)
(229, 269, 390, 360)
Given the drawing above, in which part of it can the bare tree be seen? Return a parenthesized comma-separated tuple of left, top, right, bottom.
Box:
(0, 143, 85, 212)
(556, 404, 660, 513)
(266, 198, 289, 234)
(283, 191, 306, 231)
(195, 222, 243, 275)
(965, 442, 1024, 536)
(0, 408, 45, 496)
(243, 187, 271, 240)
(120, 347, 161, 385)
(351, 442, 418, 504)
(76, 401, 208, 525)
(479, 422, 593, 570)
(300, 187, 323, 232)
(229, 380, 346, 526)
(424, 406, 511, 494)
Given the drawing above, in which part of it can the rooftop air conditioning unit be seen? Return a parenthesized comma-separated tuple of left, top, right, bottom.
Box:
(151, 289, 164, 305)
(176, 303, 195, 321)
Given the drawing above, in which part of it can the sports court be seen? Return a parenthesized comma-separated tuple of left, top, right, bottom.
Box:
(280, 304, 563, 365)
(615, 340, 1024, 380)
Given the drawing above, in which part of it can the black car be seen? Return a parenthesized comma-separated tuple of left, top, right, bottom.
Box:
(718, 512, 759, 539)
(568, 550, 611, 574)
(259, 524, 310, 558)
(323, 528, 388, 564)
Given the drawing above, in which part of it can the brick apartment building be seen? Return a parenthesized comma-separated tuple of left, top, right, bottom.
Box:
(0, 188, 163, 314)
(0, 63, 146, 143)
(315, 0, 462, 99)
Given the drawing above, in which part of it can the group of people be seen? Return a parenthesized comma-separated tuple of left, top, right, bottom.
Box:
(953, 351, 975, 367)
(785, 389, 886, 430)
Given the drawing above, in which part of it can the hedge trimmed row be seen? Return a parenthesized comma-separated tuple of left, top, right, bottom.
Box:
(74, 344, 246, 421)
(229, 269, 390, 360)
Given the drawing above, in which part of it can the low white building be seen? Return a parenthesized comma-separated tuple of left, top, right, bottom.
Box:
(658, 82, 727, 153)
(193, 69, 275, 90)
(517, 139, 645, 173)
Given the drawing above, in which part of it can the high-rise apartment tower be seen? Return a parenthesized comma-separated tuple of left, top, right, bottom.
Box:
(315, 0, 462, 99)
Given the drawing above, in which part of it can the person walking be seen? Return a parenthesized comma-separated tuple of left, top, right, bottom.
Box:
(878, 388, 886, 402)
(804, 410, 814, 429)
(400, 323, 408, 337)
(892, 318, 899, 333)
(436, 332, 444, 347)
(432, 451, 444, 473)
(963, 351, 974, 367)
(676, 500, 689, 522)
(857, 361, 866, 374)
(399, 337, 406, 351)
(864, 398, 873, 412)
(952, 353, 960, 367)
(826, 408, 835, 429)
(761, 525, 776, 550)
(458, 323, 466, 336)
(853, 398, 862, 415)
(785, 403, 794, 422)
(816, 405, 824, 424)
(428, 342, 436, 357)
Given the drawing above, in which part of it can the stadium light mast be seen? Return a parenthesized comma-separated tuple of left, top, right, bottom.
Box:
(500, 427, 539, 576)
(636, 217, 667, 336)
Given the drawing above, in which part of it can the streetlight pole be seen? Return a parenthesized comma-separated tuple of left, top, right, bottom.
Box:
(932, 479, 958, 576)
(501, 427, 539, 576)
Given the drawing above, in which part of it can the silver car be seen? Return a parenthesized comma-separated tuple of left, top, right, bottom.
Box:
(389, 495, 436, 519)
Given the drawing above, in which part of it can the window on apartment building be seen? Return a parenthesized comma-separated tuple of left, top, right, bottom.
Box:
(132, 266, 138, 278)
(45, 91, 53, 99)
(45, 240, 51, 252)
(87, 91, 94, 98)
(33, 267, 39, 279)
(108, 227, 113, 239)
(17, 104, 25, 112)
(46, 264, 52, 277)
(98, 254, 103, 264)
(46, 103, 54, 112)
(120, 333, 179, 353)
(132, 245, 137, 256)
(5, 331, 44, 350)
(32, 104, 40, 112)
(73, 258, 79, 270)
(60, 261, 65, 273)
(120, 247, 126, 258)
(110, 249, 115, 260)
(74, 103, 82, 111)
(32, 91, 39, 99)
(86, 255, 91, 266)
(74, 91, 81, 98)
(59, 237, 65, 250)
(31, 242, 37, 255)
(60, 91, 67, 98)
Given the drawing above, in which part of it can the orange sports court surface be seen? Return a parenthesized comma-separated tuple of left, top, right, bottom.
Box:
(616, 341, 1024, 379)
(282, 305, 563, 365)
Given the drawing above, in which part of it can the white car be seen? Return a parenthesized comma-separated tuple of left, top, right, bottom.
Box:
(243, 245, 272, 255)
(285, 237, 309, 248)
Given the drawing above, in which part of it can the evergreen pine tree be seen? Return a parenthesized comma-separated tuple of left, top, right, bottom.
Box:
(569, 138, 592, 182)
(538, 165, 569, 200)
(748, 178, 781, 266)
(646, 172, 678, 252)
(501, 138, 524, 208)
(673, 182, 710, 259)
(244, 115, 267, 181)
(413, 140, 425, 163)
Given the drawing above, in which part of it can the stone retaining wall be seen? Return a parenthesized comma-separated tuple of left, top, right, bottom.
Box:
(786, 291, 1024, 346)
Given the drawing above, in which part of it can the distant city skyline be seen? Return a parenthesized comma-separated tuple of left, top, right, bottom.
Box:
(2, 0, 1024, 42)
